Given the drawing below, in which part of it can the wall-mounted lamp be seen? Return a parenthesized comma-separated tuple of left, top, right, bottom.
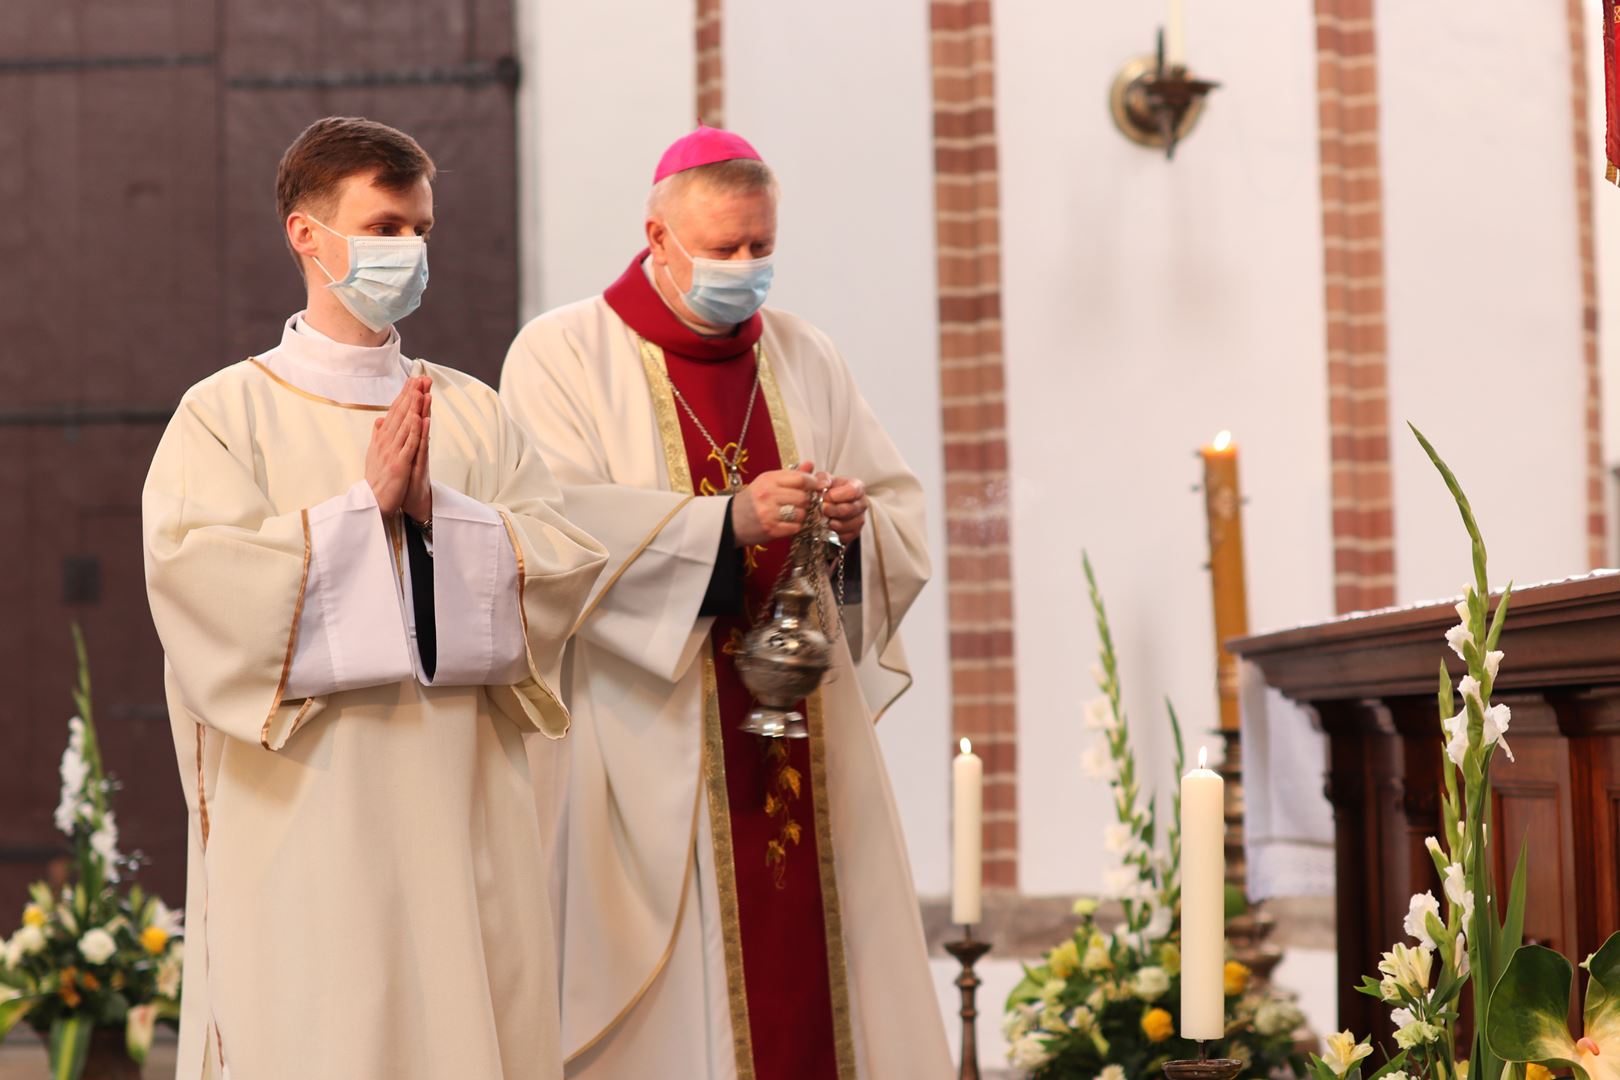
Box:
(1109, 30, 1219, 160)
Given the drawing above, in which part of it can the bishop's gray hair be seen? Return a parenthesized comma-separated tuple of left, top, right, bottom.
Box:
(646, 157, 780, 222)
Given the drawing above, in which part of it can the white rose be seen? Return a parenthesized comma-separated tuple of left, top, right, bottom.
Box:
(1133, 965, 1171, 1001)
(79, 927, 117, 965)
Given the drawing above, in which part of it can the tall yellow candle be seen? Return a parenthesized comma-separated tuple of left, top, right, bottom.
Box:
(1200, 430, 1250, 735)
(1180, 746, 1226, 1041)
(952, 738, 983, 926)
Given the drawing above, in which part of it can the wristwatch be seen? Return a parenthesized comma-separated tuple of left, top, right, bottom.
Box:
(405, 512, 433, 543)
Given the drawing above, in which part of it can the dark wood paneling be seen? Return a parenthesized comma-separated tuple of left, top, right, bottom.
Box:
(0, 0, 518, 911)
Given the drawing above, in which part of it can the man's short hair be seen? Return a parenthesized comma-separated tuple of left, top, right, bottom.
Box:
(275, 116, 436, 271)
(647, 157, 778, 221)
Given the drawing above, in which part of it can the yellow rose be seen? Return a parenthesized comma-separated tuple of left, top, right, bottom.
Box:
(21, 905, 46, 929)
(141, 926, 170, 955)
(1049, 940, 1081, 980)
(1142, 1007, 1175, 1043)
(1524, 1066, 1551, 1080)
(1224, 960, 1251, 996)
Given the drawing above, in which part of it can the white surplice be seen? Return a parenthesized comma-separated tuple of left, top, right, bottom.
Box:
(143, 316, 607, 1080)
(500, 294, 952, 1080)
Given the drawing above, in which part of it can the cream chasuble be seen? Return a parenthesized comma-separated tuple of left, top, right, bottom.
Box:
(143, 338, 607, 1080)
(500, 274, 951, 1080)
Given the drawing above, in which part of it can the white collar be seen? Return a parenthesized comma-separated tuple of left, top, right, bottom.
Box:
(283, 312, 406, 378)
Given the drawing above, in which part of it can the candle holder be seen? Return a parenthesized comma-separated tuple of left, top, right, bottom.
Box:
(1109, 30, 1219, 160)
(1163, 1049, 1246, 1080)
(944, 927, 992, 1080)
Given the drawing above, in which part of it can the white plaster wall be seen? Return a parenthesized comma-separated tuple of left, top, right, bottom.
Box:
(1380, 2, 1588, 600)
(515, 0, 695, 320)
(725, 0, 951, 896)
(993, 0, 1332, 896)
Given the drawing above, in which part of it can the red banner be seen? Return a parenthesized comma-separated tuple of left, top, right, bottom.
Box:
(1608, 0, 1620, 184)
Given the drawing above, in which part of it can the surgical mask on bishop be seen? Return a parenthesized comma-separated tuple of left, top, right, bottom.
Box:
(309, 216, 430, 332)
(663, 227, 775, 326)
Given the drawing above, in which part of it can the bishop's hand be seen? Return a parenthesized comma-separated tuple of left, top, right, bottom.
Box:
(366, 377, 429, 517)
(732, 462, 824, 547)
(821, 474, 868, 545)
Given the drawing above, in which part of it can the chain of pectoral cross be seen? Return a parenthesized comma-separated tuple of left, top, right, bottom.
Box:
(667, 363, 762, 494)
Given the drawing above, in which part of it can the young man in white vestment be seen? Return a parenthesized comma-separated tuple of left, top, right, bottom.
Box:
(142, 116, 607, 1080)
(500, 126, 952, 1079)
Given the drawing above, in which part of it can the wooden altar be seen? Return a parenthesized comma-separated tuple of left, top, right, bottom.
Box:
(1230, 572, 1620, 1038)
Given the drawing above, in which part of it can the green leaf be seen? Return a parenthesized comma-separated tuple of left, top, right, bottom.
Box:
(1494, 840, 1529, 986)
(1368, 1051, 1411, 1080)
(1581, 932, 1620, 1041)
(1486, 585, 1514, 653)
(48, 1013, 92, 1080)
(1485, 945, 1584, 1079)
(0, 994, 39, 1038)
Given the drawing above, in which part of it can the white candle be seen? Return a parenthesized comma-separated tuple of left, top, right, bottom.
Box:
(1166, 0, 1186, 67)
(952, 738, 983, 925)
(1180, 746, 1225, 1041)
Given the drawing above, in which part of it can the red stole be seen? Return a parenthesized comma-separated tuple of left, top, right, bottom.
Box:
(605, 254, 842, 1079)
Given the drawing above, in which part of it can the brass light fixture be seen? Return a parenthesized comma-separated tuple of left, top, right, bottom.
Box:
(1110, 30, 1219, 160)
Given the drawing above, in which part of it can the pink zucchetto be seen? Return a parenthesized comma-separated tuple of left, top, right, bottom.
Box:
(652, 126, 763, 184)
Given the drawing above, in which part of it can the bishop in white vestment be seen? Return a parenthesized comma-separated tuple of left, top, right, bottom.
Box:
(501, 126, 951, 1079)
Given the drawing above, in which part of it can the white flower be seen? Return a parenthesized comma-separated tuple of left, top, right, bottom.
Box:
(149, 899, 184, 938)
(1322, 1031, 1373, 1078)
(1443, 710, 1471, 767)
(1038, 977, 1067, 1004)
(1458, 676, 1482, 708)
(1081, 744, 1113, 780)
(90, 813, 122, 881)
(1443, 864, 1475, 923)
(1082, 937, 1113, 973)
(1425, 836, 1444, 861)
(1391, 1006, 1417, 1029)
(1255, 1000, 1304, 1036)
(1008, 1032, 1054, 1069)
(1484, 703, 1514, 762)
(1086, 986, 1107, 1011)
(1446, 622, 1475, 660)
(1378, 942, 1434, 999)
(79, 927, 117, 965)
(1003, 1001, 1039, 1042)
(1103, 865, 1140, 898)
(156, 942, 184, 998)
(1140, 903, 1173, 943)
(1395, 1020, 1444, 1049)
(1091, 664, 1108, 690)
(1133, 966, 1171, 1001)
(1454, 931, 1470, 977)
(1484, 650, 1504, 679)
(13, 925, 45, 959)
(1454, 599, 1471, 624)
(1404, 892, 1441, 948)
(1386, 1072, 1413, 1080)
(1083, 697, 1117, 732)
(1069, 1005, 1096, 1033)
(1103, 822, 1135, 855)
(1098, 1066, 1127, 1080)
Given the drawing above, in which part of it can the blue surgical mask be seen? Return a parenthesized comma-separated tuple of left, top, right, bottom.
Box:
(665, 228, 774, 326)
(309, 216, 429, 332)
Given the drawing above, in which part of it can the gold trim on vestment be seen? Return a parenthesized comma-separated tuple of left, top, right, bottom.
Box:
(562, 772, 703, 1065)
(807, 694, 858, 1080)
(495, 510, 572, 739)
(701, 649, 757, 1080)
(260, 509, 313, 750)
(753, 343, 796, 470)
(864, 507, 913, 726)
(567, 495, 697, 636)
(636, 340, 695, 496)
(247, 358, 392, 411)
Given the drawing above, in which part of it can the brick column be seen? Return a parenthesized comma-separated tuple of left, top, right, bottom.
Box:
(1315, 0, 1397, 614)
(930, 0, 1019, 891)
(696, 0, 723, 127)
(1568, 0, 1609, 568)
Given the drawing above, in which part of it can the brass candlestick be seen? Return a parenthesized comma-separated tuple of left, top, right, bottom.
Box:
(944, 928, 992, 1080)
(1109, 30, 1219, 159)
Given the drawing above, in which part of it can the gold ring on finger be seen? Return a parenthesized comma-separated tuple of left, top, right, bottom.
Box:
(778, 504, 797, 523)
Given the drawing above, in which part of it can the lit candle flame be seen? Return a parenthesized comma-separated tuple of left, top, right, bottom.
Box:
(1198, 745, 1208, 769)
(1212, 430, 1233, 452)
(960, 737, 972, 755)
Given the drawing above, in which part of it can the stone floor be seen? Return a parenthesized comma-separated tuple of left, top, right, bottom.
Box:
(0, 1031, 176, 1078)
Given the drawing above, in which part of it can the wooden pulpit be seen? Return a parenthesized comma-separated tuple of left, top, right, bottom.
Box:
(1231, 573, 1620, 1038)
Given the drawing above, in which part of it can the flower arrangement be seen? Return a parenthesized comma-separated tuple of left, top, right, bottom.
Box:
(1001, 555, 1307, 1078)
(1307, 424, 1533, 1080)
(0, 628, 184, 1078)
